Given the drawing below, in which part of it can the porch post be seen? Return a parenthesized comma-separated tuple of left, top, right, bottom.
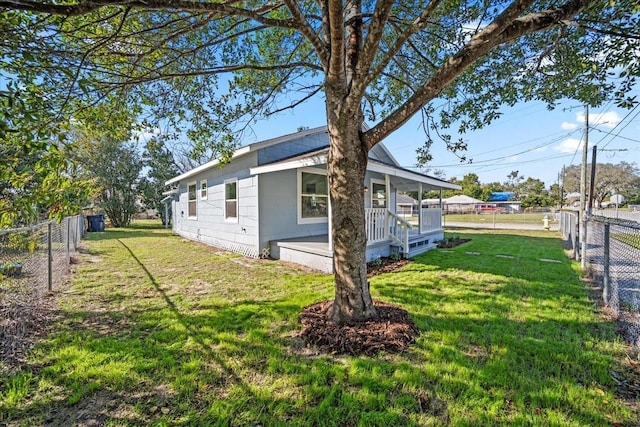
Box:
(384, 174, 390, 232)
(417, 183, 423, 233)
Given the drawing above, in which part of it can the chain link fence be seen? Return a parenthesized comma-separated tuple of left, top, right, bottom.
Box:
(0, 216, 84, 365)
(560, 211, 640, 347)
(559, 210, 579, 259)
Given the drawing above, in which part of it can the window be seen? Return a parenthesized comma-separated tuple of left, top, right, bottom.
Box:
(371, 180, 387, 208)
(299, 169, 328, 223)
(224, 180, 238, 221)
(187, 182, 197, 218)
(200, 180, 207, 199)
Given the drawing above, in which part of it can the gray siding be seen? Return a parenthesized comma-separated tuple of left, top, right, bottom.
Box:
(174, 153, 260, 257)
(258, 168, 328, 252)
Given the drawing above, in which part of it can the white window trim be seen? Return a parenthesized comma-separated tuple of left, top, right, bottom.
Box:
(187, 181, 197, 219)
(370, 178, 387, 209)
(224, 178, 239, 223)
(297, 167, 329, 225)
(200, 180, 208, 200)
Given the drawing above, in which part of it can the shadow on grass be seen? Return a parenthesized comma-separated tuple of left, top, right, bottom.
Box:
(83, 226, 172, 242)
(2, 231, 633, 426)
(3, 239, 425, 425)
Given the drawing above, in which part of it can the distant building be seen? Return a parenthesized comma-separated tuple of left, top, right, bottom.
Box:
(489, 192, 515, 202)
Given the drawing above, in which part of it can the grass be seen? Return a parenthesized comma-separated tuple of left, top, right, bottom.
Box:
(0, 222, 636, 426)
(443, 213, 554, 225)
(613, 232, 640, 250)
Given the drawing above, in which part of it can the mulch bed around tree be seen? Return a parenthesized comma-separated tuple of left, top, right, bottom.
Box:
(299, 300, 421, 356)
(299, 239, 475, 356)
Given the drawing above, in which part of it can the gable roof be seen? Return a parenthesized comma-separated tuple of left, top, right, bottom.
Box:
(165, 126, 328, 185)
(165, 125, 460, 192)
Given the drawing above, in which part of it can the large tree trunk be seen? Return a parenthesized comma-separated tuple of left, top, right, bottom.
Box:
(326, 106, 377, 323)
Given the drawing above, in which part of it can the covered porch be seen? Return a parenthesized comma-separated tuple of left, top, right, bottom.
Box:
(270, 207, 444, 273)
(254, 149, 460, 273)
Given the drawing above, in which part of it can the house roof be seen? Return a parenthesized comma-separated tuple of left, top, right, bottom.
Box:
(444, 194, 484, 204)
(396, 194, 418, 205)
(165, 126, 460, 191)
(250, 147, 461, 191)
(165, 126, 328, 185)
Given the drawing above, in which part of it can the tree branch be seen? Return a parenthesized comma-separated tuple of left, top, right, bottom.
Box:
(326, 0, 345, 90)
(94, 62, 322, 86)
(283, 0, 329, 70)
(363, 0, 596, 150)
(0, 0, 296, 29)
(362, 0, 442, 96)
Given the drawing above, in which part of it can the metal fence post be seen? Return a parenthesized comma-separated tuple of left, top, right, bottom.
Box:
(48, 221, 53, 292)
(66, 216, 71, 262)
(603, 223, 610, 305)
(574, 222, 580, 261)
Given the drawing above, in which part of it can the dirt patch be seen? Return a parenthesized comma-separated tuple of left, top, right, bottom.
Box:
(299, 300, 420, 356)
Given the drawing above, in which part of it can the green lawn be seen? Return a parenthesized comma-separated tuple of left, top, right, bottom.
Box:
(443, 213, 554, 225)
(0, 223, 635, 426)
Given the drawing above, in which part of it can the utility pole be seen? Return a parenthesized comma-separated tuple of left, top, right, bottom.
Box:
(579, 106, 589, 269)
(588, 146, 597, 213)
(559, 165, 565, 208)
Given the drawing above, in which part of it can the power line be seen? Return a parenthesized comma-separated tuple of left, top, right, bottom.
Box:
(591, 127, 640, 144)
(410, 130, 579, 169)
(598, 103, 640, 149)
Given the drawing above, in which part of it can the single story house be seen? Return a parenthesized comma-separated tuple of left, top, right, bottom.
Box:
(165, 126, 461, 273)
(396, 193, 418, 216)
(442, 194, 484, 214)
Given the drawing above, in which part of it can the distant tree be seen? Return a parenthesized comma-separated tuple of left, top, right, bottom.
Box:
(505, 170, 525, 199)
(78, 138, 144, 227)
(549, 183, 563, 207)
(628, 189, 640, 206)
(139, 138, 181, 226)
(563, 162, 640, 207)
(519, 177, 550, 208)
(459, 173, 483, 200)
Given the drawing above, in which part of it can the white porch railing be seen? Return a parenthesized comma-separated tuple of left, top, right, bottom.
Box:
(420, 208, 442, 234)
(364, 208, 387, 244)
(387, 211, 413, 253)
(364, 208, 413, 252)
(365, 208, 440, 255)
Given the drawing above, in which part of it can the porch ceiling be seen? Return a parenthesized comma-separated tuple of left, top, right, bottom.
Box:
(366, 161, 461, 191)
(387, 175, 444, 192)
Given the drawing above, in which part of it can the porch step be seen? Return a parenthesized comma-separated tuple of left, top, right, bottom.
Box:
(392, 234, 438, 259)
(407, 242, 437, 258)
